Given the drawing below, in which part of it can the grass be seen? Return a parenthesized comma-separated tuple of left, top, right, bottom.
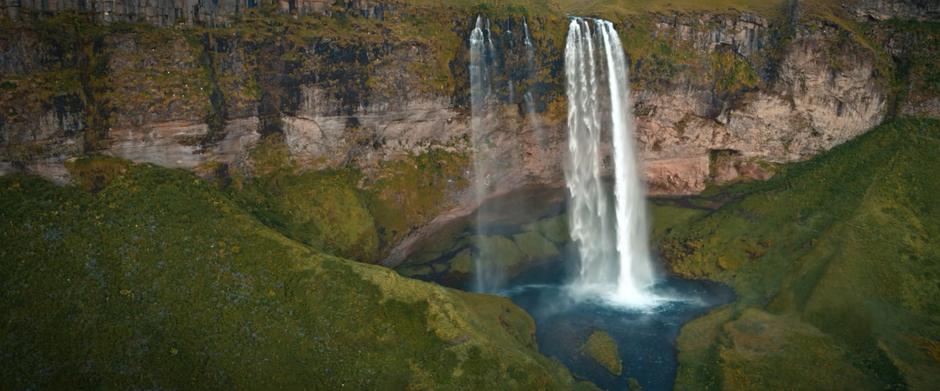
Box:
(396, 213, 568, 286)
(228, 136, 469, 263)
(364, 150, 471, 253)
(0, 160, 590, 389)
(662, 119, 940, 389)
(580, 330, 623, 376)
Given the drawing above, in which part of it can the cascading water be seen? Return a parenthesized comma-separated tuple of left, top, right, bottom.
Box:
(564, 17, 657, 305)
(522, 16, 546, 149)
(469, 16, 501, 292)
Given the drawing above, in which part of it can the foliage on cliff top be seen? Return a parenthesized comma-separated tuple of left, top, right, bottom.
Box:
(0, 161, 590, 389)
(660, 118, 940, 389)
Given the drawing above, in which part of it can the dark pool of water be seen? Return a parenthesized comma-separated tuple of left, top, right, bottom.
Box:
(500, 264, 734, 391)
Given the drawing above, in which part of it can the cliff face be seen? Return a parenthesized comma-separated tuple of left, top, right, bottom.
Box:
(850, 0, 940, 22)
(0, 0, 388, 26)
(0, 1, 937, 264)
(633, 12, 889, 194)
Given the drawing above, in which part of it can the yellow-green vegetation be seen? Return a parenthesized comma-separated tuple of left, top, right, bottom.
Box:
(104, 26, 212, 128)
(365, 150, 470, 252)
(557, 0, 790, 17)
(716, 309, 871, 390)
(402, 0, 789, 18)
(522, 214, 570, 244)
(233, 138, 379, 262)
(0, 161, 593, 389)
(513, 230, 562, 261)
(580, 330, 623, 376)
(238, 167, 381, 262)
(64, 155, 131, 192)
(398, 213, 567, 285)
(0, 12, 105, 152)
(877, 20, 940, 115)
(648, 200, 707, 240)
(709, 48, 760, 94)
(662, 119, 940, 389)
(228, 135, 471, 264)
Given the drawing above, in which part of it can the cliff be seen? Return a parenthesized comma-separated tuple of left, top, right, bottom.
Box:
(0, 0, 938, 266)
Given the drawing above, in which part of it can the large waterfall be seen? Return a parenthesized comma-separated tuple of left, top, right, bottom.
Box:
(564, 17, 656, 305)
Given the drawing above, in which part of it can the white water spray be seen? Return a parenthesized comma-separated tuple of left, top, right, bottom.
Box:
(470, 16, 501, 292)
(564, 17, 657, 306)
(521, 16, 545, 149)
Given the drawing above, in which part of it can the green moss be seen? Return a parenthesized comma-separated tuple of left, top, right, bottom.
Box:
(709, 48, 760, 95)
(522, 214, 570, 244)
(666, 119, 940, 389)
(245, 134, 296, 177)
(64, 155, 132, 192)
(0, 164, 586, 389)
(512, 231, 561, 261)
(648, 200, 707, 240)
(580, 330, 623, 376)
(237, 167, 379, 263)
(104, 27, 211, 128)
(717, 309, 874, 390)
(475, 235, 527, 268)
(365, 150, 470, 253)
(450, 248, 474, 275)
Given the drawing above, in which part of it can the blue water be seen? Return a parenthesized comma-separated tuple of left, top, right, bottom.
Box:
(502, 266, 734, 391)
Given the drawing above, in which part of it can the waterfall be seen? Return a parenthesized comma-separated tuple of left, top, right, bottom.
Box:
(469, 16, 502, 292)
(564, 17, 656, 305)
(522, 16, 545, 149)
(523, 16, 533, 48)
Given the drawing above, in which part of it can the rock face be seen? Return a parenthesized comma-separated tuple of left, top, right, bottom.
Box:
(0, 4, 936, 264)
(0, 0, 387, 26)
(633, 13, 887, 195)
(848, 0, 940, 22)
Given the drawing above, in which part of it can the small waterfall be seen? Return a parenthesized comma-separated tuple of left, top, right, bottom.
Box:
(523, 16, 535, 68)
(523, 16, 533, 48)
(564, 17, 656, 305)
(469, 16, 501, 292)
(522, 16, 545, 149)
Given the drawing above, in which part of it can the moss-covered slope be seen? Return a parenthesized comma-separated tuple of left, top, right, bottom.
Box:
(659, 119, 940, 390)
(580, 330, 623, 376)
(0, 162, 590, 389)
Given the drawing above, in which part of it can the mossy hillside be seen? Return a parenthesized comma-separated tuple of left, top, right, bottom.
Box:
(580, 330, 623, 376)
(716, 309, 872, 390)
(398, 214, 567, 286)
(64, 155, 132, 192)
(0, 162, 593, 389)
(663, 119, 940, 389)
(237, 167, 381, 263)
(228, 134, 471, 263)
(233, 136, 380, 262)
(648, 200, 707, 240)
(364, 149, 470, 252)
